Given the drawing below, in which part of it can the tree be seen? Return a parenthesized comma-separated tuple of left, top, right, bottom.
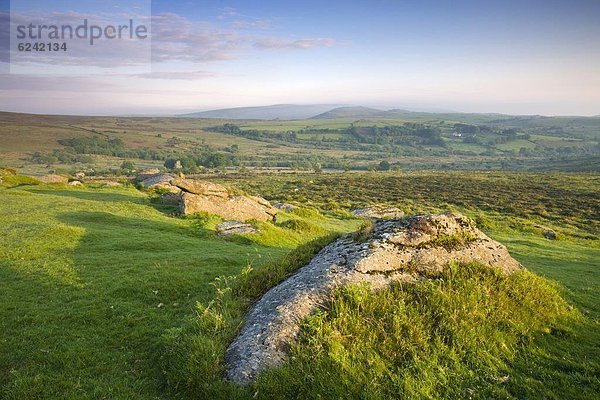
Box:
(378, 160, 391, 171)
(164, 159, 182, 170)
(121, 160, 135, 171)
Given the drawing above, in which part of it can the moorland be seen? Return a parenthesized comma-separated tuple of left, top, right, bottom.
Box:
(0, 108, 598, 399)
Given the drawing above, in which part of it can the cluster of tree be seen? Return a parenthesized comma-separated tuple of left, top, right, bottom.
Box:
(343, 124, 446, 147)
(57, 136, 165, 160)
(209, 123, 448, 148)
(208, 124, 299, 143)
(163, 151, 239, 170)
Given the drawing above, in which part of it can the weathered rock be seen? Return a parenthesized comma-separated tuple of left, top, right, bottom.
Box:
(216, 221, 259, 236)
(172, 178, 277, 222)
(352, 205, 405, 219)
(534, 224, 557, 240)
(225, 212, 521, 385)
(68, 180, 82, 186)
(273, 203, 298, 212)
(75, 172, 85, 180)
(138, 173, 174, 189)
(172, 178, 229, 198)
(179, 192, 277, 222)
(38, 174, 68, 184)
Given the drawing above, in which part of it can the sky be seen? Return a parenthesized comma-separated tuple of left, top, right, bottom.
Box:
(0, 0, 599, 116)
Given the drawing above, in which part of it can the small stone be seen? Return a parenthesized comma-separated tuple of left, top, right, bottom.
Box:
(273, 203, 298, 212)
(216, 221, 259, 236)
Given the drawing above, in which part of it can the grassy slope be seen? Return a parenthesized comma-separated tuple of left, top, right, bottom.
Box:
(0, 170, 598, 399)
(0, 178, 357, 399)
(492, 232, 600, 399)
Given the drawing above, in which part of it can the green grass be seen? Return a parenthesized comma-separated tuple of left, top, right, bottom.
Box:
(255, 263, 578, 399)
(0, 178, 355, 399)
(1, 170, 598, 399)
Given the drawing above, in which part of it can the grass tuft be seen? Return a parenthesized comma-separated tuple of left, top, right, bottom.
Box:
(352, 218, 375, 243)
(254, 263, 578, 399)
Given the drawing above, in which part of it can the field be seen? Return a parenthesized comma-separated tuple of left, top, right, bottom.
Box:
(0, 168, 598, 399)
(1, 111, 598, 176)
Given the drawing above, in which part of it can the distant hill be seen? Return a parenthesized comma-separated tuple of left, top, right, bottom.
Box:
(179, 104, 344, 120)
(311, 106, 387, 119)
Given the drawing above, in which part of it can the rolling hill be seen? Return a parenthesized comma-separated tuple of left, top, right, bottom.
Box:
(179, 104, 345, 120)
(310, 106, 388, 119)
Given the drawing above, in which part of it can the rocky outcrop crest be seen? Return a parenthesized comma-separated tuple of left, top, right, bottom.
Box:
(136, 174, 277, 222)
(225, 212, 521, 384)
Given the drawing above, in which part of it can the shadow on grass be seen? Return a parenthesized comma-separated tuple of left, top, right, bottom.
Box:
(59, 210, 215, 242)
(27, 188, 145, 204)
(28, 188, 183, 217)
(0, 206, 288, 398)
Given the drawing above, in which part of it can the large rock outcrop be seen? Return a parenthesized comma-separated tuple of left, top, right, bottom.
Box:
(225, 212, 521, 384)
(216, 221, 259, 236)
(173, 178, 277, 222)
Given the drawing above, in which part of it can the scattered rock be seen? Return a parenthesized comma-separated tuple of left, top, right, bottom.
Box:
(75, 172, 85, 180)
(273, 203, 298, 212)
(216, 221, 259, 236)
(68, 180, 82, 186)
(225, 212, 521, 385)
(38, 174, 68, 184)
(140, 168, 160, 175)
(138, 173, 174, 189)
(174, 179, 277, 222)
(534, 224, 557, 240)
(352, 205, 405, 219)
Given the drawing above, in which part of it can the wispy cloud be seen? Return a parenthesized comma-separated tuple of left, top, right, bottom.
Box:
(0, 74, 122, 92)
(7, 8, 340, 68)
(151, 12, 245, 63)
(127, 70, 217, 80)
(253, 37, 337, 50)
(217, 6, 272, 30)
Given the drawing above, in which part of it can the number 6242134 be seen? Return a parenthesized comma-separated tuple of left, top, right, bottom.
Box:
(17, 42, 67, 52)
